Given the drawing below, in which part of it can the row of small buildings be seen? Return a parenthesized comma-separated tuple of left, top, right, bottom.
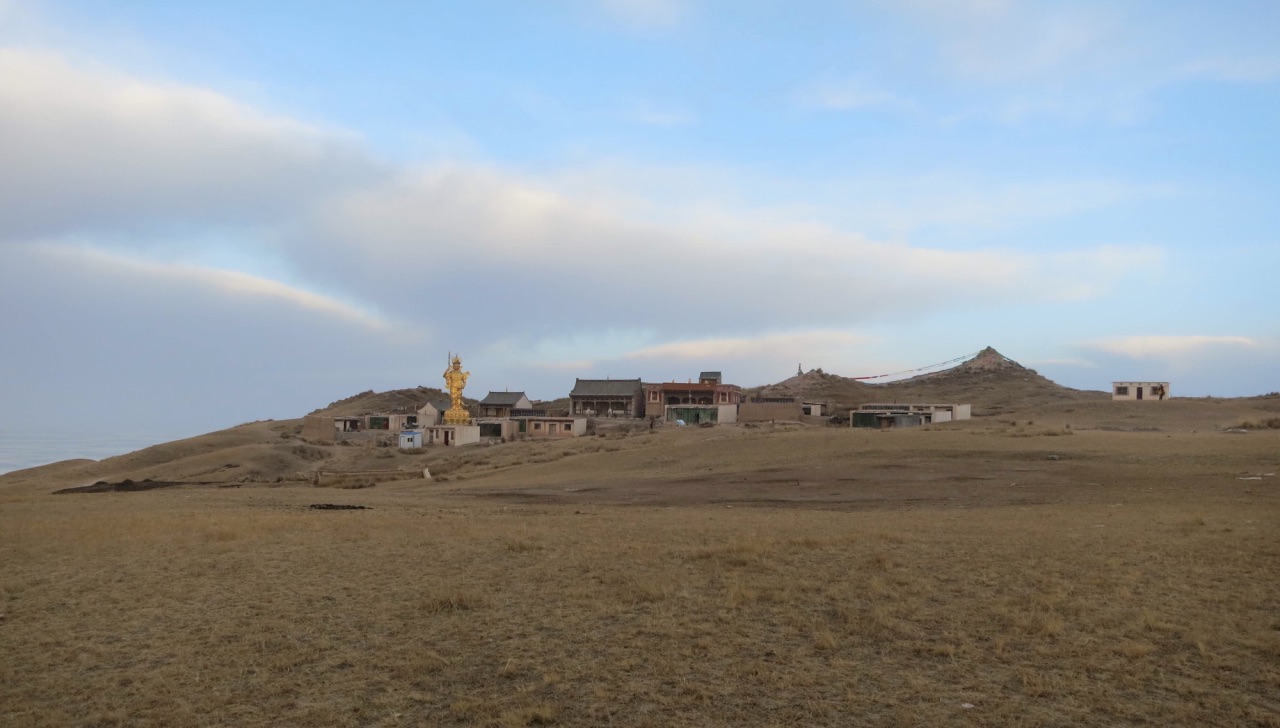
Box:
(570, 372, 742, 423)
(566, 372, 854, 424)
(302, 370, 846, 447)
(323, 366, 1194, 446)
(302, 366, 1171, 447)
(301, 395, 586, 448)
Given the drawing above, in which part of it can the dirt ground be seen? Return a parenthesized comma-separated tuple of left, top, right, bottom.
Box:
(3, 419, 1279, 727)
(435, 425, 1277, 511)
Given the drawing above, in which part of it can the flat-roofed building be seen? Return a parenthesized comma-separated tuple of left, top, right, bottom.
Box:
(1112, 382, 1169, 401)
(851, 403, 971, 427)
(515, 416, 587, 438)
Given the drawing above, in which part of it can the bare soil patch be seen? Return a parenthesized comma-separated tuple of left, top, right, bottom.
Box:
(308, 503, 370, 510)
(52, 478, 200, 494)
(443, 427, 1277, 513)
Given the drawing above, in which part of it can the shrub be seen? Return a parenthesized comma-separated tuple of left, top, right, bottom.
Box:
(1236, 417, 1280, 430)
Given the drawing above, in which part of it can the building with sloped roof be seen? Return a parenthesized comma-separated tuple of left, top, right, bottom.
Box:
(569, 378, 645, 418)
(478, 391, 533, 418)
(416, 399, 452, 426)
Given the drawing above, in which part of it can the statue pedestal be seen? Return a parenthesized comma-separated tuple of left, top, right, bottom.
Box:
(443, 408, 471, 425)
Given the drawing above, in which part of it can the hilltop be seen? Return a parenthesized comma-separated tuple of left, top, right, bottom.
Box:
(868, 346, 1105, 413)
(751, 368, 873, 401)
(310, 386, 462, 416)
(751, 346, 1105, 415)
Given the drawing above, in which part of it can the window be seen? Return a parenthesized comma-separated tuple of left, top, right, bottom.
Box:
(650, 390, 659, 401)
(1115, 386, 1129, 396)
(534, 422, 542, 430)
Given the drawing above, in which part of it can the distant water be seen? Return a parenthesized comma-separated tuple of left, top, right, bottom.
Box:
(0, 429, 171, 476)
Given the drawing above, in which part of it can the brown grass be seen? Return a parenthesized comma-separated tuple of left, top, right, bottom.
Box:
(1235, 417, 1280, 430)
(3, 425, 1280, 726)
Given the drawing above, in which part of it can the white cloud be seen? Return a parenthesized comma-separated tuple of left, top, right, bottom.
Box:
(846, 176, 1163, 233)
(1042, 245, 1165, 301)
(1024, 357, 1099, 368)
(616, 96, 696, 127)
(1176, 56, 1280, 84)
(624, 330, 872, 362)
(0, 45, 1182, 401)
(0, 243, 425, 434)
(517, 329, 883, 388)
(293, 161, 1160, 341)
(0, 0, 36, 28)
(547, 160, 1169, 238)
(486, 329, 659, 369)
(796, 80, 914, 113)
(0, 46, 1165, 364)
(595, 0, 685, 28)
(1082, 335, 1258, 359)
(33, 244, 390, 331)
(0, 48, 384, 241)
(882, 3, 1280, 125)
(890, 1, 1121, 85)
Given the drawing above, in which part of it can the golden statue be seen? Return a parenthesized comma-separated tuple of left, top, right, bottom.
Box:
(442, 353, 471, 425)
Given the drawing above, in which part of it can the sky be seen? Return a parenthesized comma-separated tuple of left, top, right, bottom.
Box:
(2, 0, 1278, 442)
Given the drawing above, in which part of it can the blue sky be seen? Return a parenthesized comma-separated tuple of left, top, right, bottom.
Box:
(1, 0, 1277, 440)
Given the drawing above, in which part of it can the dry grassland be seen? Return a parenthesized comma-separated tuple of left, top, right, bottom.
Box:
(3, 426, 1280, 727)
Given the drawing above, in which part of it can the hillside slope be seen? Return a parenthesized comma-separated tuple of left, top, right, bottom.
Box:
(311, 386, 470, 416)
(751, 347, 1105, 415)
(752, 369, 873, 402)
(867, 346, 1106, 414)
(4, 351, 1277, 494)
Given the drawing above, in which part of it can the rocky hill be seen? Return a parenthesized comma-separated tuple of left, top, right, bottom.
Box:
(751, 369, 872, 402)
(751, 347, 1108, 415)
(310, 386, 469, 416)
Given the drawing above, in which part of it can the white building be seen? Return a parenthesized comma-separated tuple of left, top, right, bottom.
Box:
(423, 425, 481, 447)
(1112, 382, 1170, 401)
(856, 403, 971, 423)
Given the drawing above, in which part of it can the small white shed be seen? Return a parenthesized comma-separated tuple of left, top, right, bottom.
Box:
(398, 430, 424, 449)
